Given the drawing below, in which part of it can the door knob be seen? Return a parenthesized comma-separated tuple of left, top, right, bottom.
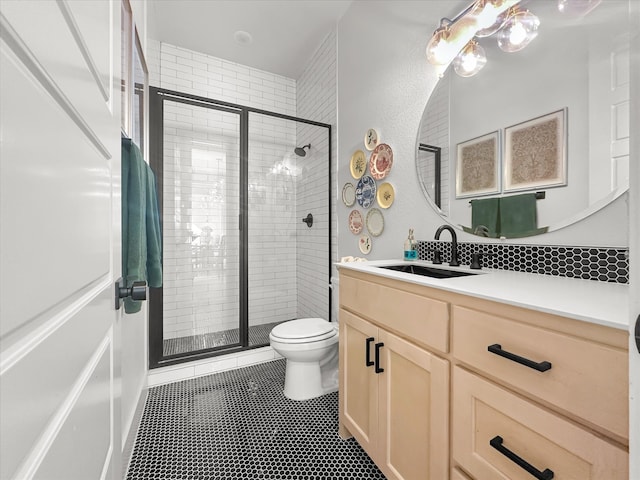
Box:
(115, 277, 147, 310)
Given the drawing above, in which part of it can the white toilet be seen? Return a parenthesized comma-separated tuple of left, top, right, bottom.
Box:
(269, 317, 339, 401)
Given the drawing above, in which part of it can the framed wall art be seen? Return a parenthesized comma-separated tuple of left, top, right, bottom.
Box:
(455, 131, 500, 198)
(503, 108, 567, 192)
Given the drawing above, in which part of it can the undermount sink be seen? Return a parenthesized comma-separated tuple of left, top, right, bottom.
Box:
(377, 264, 477, 279)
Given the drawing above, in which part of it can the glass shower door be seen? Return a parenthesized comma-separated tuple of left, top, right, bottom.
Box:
(160, 98, 242, 357)
(247, 112, 330, 344)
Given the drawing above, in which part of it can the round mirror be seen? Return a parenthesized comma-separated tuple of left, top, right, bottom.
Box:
(416, 0, 630, 238)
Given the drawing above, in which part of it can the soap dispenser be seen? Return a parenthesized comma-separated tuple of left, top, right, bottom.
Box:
(404, 229, 418, 261)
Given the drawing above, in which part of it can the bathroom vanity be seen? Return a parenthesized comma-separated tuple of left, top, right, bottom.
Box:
(337, 261, 629, 480)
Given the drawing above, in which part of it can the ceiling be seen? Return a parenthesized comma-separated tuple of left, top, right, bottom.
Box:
(149, 0, 352, 79)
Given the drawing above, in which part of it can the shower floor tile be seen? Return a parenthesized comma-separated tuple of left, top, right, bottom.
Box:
(126, 359, 385, 480)
(163, 321, 287, 356)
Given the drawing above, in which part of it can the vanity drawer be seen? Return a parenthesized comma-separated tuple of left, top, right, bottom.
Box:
(452, 367, 628, 480)
(452, 305, 628, 440)
(340, 274, 449, 353)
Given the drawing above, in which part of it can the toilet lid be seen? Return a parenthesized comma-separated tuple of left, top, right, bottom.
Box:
(270, 318, 336, 342)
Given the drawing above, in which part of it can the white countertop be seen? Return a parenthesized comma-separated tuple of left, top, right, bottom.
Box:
(336, 259, 630, 330)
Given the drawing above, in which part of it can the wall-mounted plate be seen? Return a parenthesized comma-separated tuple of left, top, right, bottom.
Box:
(348, 209, 363, 235)
(366, 208, 384, 237)
(358, 234, 372, 254)
(355, 175, 377, 209)
(350, 150, 367, 179)
(377, 182, 395, 209)
(364, 128, 379, 151)
(342, 182, 356, 207)
(369, 143, 393, 180)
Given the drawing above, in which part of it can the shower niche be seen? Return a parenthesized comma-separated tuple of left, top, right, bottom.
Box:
(148, 88, 332, 368)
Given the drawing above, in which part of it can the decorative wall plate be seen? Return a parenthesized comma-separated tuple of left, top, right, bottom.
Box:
(342, 182, 356, 207)
(348, 210, 364, 235)
(358, 234, 372, 254)
(350, 150, 367, 179)
(355, 175, 377, 209)
(366, 208, 384, 237)
(369, 143, 393, 180)
(364, 128, 380, 151)
(376, 182, 395, 209)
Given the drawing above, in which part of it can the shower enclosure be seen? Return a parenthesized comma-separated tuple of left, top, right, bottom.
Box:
(148, 88, 331, 368)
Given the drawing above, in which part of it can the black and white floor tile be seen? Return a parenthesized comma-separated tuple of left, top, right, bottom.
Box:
(163, 321, 286, 357)
(126, 359, 385, 480)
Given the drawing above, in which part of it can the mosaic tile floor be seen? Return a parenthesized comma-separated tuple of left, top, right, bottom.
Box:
(163, 321, 286, 356)
(126, 359, 385, 480)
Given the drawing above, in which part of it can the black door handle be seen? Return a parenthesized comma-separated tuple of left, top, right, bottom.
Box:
(490, 436, 554, 480)
(488, 344, 552, 372)
(115, 277, 147, 310)
(365, 337, 375, 367)
(374, 342, 384, 374)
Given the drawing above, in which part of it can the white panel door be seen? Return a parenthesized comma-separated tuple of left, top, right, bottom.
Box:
(628, 1, 640, 477)
(0, 1, 122, 479)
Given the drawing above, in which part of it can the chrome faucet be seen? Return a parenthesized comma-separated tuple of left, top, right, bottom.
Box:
(434, 225, 460, 267)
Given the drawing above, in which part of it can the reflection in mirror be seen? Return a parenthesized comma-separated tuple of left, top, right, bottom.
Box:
(417, 0, 630, 238)
(133, 29, 148, 157)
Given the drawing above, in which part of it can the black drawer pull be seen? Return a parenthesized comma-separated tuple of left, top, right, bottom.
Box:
(374, 342, 384, 374)
(365, 337, 375, 367)
(490, 436, 554, 480)
(488, 344, 552, 372)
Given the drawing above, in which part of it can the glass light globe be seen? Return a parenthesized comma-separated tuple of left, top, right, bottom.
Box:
(497, 9, 540, 53)
(426, 27, 452, 66)
(453, 40, 487, 77)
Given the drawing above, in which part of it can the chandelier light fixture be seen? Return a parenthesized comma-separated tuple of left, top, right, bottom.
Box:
(425, 0, 540, 78)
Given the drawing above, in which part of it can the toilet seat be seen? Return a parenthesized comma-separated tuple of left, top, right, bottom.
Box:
(270, 318, 337, 344)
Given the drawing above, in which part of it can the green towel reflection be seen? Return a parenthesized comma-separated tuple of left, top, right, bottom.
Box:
(499, 193, 538, 237)
(466, 193, 548, 238)
(470, 197, 500, 238)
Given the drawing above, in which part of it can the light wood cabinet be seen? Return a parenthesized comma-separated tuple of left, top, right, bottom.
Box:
(339, 309, 449, 480)
(452, 367, 628, 479)
(338, 268, 629, 480)
(452, 305, 628, 441)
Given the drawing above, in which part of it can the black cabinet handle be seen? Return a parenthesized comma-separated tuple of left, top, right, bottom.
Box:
(488, 344, 552, 372)
(365, 337, 375, 367)
(490, 436, 554, 480)
(374, 342, 384, 374)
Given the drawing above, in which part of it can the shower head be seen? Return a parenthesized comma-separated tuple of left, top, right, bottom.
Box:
(294, 144, 311, 157)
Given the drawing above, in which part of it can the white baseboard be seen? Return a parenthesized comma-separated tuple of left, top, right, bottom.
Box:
(147, 346, 283, 387)
(122, 387, 148, 476)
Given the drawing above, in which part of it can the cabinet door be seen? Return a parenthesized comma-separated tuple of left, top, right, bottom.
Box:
(377, 329, 449, 480)
(339, 309, 379, 455)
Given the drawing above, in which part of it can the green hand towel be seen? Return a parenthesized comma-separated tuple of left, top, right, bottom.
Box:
(121, 138, 163, 313)
(470, 197, 500, 238)
(499, 193, 538, 238)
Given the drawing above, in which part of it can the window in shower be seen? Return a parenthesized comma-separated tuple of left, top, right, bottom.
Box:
(148, 88, 331, 368)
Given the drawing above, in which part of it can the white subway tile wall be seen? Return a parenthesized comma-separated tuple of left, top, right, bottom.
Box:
(162, 102, 241, 338)
(247, 112, 298, 326)
(296, 31, 337, 321)
(147, 39, 336, 340)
